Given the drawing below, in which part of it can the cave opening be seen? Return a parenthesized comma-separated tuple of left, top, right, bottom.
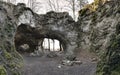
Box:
(15, 24, 66, 56)
(41, 38, 63, 52)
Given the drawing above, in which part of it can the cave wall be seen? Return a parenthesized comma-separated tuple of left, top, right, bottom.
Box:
(77, 0, 120, 75)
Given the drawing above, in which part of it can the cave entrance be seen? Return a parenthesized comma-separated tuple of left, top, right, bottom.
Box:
(15, 24, 66, 56)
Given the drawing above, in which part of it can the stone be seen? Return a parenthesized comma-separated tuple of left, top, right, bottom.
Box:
(62, 59, 82, 66)
(91, 58, 97, 62)
(72, 60, 82, 65)
(29, 53, 36, 57)
(62, 60, 74, 66)
(57, 64, 62, 68)
(46, 52, 58, 58)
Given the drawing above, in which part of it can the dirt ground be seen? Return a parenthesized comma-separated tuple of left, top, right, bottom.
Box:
(22, 50, 97, 75)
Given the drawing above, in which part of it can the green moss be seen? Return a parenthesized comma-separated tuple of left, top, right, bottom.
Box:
(96, 72, 104, 75)
(111, 66, 120, 75)
(13, 72, 21, 75)
(4, 51, 13, 60)
(97, 34, 120, 75)
(79, 8, 88, 16)
(91, 13, 97, 22)
(94, 0, 99, 5)
(111, 71, 120, 75)
(0, 65, 7, 75)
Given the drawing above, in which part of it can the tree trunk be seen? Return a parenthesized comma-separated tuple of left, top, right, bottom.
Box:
(7, 0, 11, 2)
(48, 39, 50, 51)
(72, 0, 75, 20)
(59, 42, 62, 51)
(41, 39, 44, 51)
(53, 39, 55, 51)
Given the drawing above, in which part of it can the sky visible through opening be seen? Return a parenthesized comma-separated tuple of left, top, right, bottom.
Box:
(43, 38, 60, 51)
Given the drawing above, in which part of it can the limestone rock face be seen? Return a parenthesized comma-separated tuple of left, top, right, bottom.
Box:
(77, 0, 120, 75)
(36, 11, 78, 59)
(15, 10, 78, 59)
(0, 1, 78, 75)
(0, 2, 23, 75)
(0, 2, 40, 75)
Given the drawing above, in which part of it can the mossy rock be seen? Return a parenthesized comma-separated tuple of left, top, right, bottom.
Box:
(111, 66, 120, 75)
(97, 34, 120, 75)
(0, 4, 23, 75)
(0, 65, 7, 75)
(79, 8, 89, 16)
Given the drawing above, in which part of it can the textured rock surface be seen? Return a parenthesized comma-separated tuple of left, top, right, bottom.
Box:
(0, 1, 78, 75)
(77, 0, 120, 75)
(15, 9, 78, 60)
(35, 11, 77, 60)
(0, 0, 120, 75)
(0, 2, 42, 75)
(0, 2, 23, 75)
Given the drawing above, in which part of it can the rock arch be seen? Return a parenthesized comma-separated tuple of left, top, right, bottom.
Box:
(7, 3, 78, 60)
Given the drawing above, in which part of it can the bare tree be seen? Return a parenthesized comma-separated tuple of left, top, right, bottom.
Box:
(6, 0, 10, 3)
(5, 0, 16, 4)
(53, 39, 55, 51)
(47, 0, 62, 12)
(10, 0, 16, 4)
(46, 0, 88, 20)
(48, 39, 50, 51)
(59, 42, 62, 51)
(65, 0, 88, 20)
(77, 0, 88, 9)
(27, 0, 42, 12)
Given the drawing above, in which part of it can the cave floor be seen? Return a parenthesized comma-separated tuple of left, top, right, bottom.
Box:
(22, 50, 97, 75)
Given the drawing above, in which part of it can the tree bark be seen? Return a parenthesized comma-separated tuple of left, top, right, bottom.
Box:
(53, 39, 55, 51)
(48, 39, 50, 51)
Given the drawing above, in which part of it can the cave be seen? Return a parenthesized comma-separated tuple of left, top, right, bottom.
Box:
(14, 24, 39, 53)
(14, 23, 66, 56)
